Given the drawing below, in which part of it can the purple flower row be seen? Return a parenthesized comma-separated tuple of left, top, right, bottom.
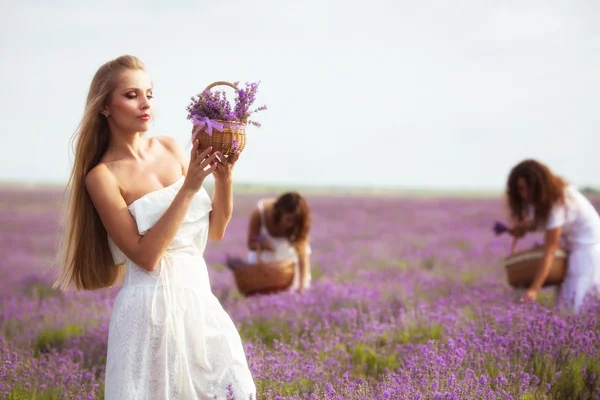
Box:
(1, 189, 599, 399)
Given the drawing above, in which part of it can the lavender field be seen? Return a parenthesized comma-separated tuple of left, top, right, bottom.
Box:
(1, 186, 599, 400)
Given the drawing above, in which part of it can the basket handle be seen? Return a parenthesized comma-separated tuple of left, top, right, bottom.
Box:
(204, 81, 239, 93)
(201, 81, 248, 124)
(256, 242, 262, 264)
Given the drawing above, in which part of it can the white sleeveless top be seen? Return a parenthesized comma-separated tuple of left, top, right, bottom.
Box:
(530, 185, 600, 250)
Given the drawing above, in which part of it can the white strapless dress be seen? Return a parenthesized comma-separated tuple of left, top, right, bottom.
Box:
(104, 176, 256, 400)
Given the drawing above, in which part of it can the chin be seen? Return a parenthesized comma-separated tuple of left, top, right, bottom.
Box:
(134, 122, 151, 132)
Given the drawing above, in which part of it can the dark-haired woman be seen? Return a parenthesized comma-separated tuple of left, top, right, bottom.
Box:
(245, 192, 312, 293)
(506, 159, 600, 313)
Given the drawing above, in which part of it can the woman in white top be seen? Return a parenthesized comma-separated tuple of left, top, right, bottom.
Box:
(506, 159, 600, 313)
(245, 192, 312, 293)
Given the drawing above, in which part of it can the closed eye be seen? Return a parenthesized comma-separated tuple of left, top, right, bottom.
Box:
(125, 93, 153, 99)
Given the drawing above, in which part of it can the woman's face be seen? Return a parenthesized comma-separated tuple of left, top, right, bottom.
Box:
(278, 212, 297, 230)
(104, 69, 153, 134)
(517, 177, 530, 203)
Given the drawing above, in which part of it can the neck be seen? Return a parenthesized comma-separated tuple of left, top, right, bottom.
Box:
(106, 126, 145, 160)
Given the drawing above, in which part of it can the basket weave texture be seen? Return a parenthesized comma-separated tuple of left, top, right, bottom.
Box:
(233, 245, 295, 297)
(503, 247, 568, 288)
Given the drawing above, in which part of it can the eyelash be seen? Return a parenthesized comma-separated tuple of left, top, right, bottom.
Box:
(126, 93, 153, 99)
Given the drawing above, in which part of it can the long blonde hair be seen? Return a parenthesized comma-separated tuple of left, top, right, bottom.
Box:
(54, 55, 146, 291)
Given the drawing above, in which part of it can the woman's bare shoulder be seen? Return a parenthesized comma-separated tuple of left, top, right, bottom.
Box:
(154, 135, 188, 171)
(85, 163, 121, 200)
(250, 198, 274, 221)
(262, 198, 276, 208)
(154, 135, 180, 149)
(154, 136, 184, 157)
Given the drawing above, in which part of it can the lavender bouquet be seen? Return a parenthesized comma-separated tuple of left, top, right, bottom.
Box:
(186, 81, 266, 130)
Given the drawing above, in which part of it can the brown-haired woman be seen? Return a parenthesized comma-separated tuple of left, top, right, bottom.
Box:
(246, 192, 312, 293)
(54, 55, 255, 399)
(506, 159, 600, 313)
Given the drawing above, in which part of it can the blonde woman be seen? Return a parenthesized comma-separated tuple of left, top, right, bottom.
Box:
(55, 55, 256, 399)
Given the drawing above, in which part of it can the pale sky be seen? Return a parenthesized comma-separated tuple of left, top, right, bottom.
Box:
(0, 0, 598, 190)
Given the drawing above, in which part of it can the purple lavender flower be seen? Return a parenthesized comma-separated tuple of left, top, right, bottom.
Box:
(186, 81, 266, 129)
(493, 221, 509, 235)
(4, 187, 600, 399)
(231, 139, 239, 151)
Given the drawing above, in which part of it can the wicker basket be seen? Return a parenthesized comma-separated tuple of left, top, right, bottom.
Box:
(503, 247, 568, 288)
(233, 245, 295, 297)
(191, 81, 247, 156)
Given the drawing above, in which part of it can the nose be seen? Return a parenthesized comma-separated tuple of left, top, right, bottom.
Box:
(140, 94, 152, 110)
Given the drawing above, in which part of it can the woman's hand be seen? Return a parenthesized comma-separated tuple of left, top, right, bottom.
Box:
(522, 288, 538, 302)
(509, 219, 534, 238)
(212, 150, 240, 182)
(182, 141, 219, 193)
(509, 223, 527, 238)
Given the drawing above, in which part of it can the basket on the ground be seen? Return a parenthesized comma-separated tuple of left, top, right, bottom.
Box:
(503, 247, 568, 288)
(233, 246, 295, 297)
(191, 81, 247, 156)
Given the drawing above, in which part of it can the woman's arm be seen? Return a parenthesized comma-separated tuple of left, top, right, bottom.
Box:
(160, 135, 230, 240)
(208, 175, 233, 240)
(522, 199, 568, 301)
(525, 227, 562, 299)
(86, 140, 217, 272)
(297, 251, 311, 292)
(208, 151, 240, 240)
(246, 209, 276, 251)
(295, 238, 311, 292)
(509, 218, 537, 238)
(247, 209, 262, 250)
